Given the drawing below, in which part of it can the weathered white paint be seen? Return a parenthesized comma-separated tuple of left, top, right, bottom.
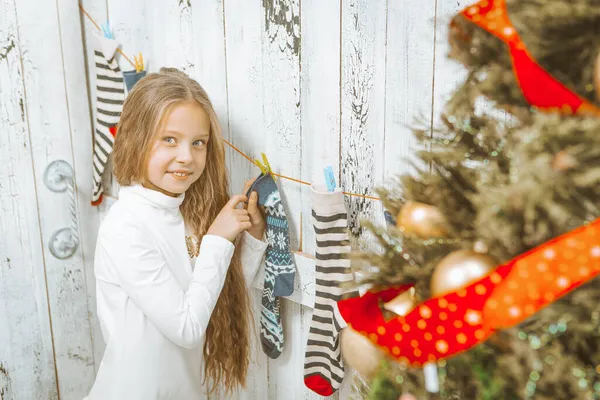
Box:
(341, 0, 387, 251)
(384, 0, 437, 178)
(0, 1, 58, 399)
(0, 0, 462, 398)
(55, 0, 103, 382)
(12, 0, 96, 398)
(223, 0, 271, 398)
(299, 0, 351, 396)
(432, 0, 472, 128)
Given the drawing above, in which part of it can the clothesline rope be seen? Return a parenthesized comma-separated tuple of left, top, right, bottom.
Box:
(79, 3, 381, 202)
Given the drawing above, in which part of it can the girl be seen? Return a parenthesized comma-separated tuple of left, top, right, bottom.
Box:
(85, 68, 268, 399)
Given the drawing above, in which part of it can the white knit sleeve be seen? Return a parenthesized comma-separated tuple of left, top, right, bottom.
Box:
(239, 231, 268, 288)
(97, 223, 234, 349)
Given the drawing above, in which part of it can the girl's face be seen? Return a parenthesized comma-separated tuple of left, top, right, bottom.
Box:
(144, 101, 211, 197)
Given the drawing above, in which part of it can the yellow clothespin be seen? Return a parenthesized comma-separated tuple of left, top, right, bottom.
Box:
(254, 152, 274, 178)
(134, 52, 144, 72)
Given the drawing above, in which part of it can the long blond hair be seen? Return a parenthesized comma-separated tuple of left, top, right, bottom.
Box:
(112, 67, 251, 394)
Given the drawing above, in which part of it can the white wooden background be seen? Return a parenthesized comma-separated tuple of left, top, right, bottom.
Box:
(0, 0, 471, 399)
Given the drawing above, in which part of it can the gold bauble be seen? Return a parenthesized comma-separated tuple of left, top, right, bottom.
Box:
(430, 250, 496, 297)
(340, 327, 386, 379)
(396, 201, 448, 238)
(383, 287, 418, 317)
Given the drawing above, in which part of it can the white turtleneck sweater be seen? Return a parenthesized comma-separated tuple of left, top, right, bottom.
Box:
(84, 184, 268, 400)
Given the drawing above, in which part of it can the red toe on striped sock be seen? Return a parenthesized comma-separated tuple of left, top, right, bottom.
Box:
(91, 193, 103, 206)
(305, 375, 334, 397)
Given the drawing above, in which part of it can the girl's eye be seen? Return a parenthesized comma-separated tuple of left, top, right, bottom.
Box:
(163, 137, 176, 144)
(193, 140, 206, 147)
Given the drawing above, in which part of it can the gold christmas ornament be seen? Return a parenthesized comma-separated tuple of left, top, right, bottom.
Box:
(430, 250, 496, 297)
(383, 287, 418, 317)
(396, 201, 448, 238)
(340, 327, 387, 379)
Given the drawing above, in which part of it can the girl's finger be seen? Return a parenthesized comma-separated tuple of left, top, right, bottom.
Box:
(248, 191, 258, 209)
(235, 209, 249, 216)
(238, 215, 250, 222)
(241, 221, 253, 230)
(241, 181, 256, 210)
(226, 195, 248, 209)
(242, 179, 256, 196)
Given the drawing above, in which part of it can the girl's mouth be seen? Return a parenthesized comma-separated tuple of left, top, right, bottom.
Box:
(168, 171, 192, 180)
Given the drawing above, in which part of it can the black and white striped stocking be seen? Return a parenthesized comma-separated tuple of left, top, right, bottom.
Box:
(304, 186, 358, 396)
(91, 34, 125, 205)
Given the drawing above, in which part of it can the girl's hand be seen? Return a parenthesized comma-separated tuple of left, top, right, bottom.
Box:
(243, 179, 266, 241)
(206, 195, 253, 242)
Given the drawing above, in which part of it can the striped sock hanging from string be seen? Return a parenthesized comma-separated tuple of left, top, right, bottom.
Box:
(304, 186, 359, 396)
(91, 34, 125, 206)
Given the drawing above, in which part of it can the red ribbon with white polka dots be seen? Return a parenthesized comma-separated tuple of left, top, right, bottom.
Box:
(455, 0, 600, 116)
(484, 218, 600, 328)
(337, 218, 600, 367)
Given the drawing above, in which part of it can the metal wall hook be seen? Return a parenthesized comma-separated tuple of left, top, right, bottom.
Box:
(43, 160, 79, 259)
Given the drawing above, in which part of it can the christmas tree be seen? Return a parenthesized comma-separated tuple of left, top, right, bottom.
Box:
(340, 0, 600, 398)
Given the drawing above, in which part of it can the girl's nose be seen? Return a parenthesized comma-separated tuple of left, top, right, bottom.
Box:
(176, 146, 193, 163)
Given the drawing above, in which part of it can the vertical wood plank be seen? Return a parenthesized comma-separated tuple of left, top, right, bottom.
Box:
(0, 1, 58, 398)
(299, 0, 341, 256)
(338, 0, 389, 394)
(384, 0, 437, 179)
(79, 0, 107, 142)
(187, 0, 232, 181)
(431, 0, 471, 128)
(13, 0, 96, 397)
(340, 0, 388, 245)
(431, 1, 504, 123)
(261, 0, 302, 256)
(56, 0, 103, 376)
(266, 299, 303, 399)
(78, 0, 120, 206)
(145, 0, 195, 73)
(104, 0, 151, 199)
(299, 0, 347, 398)
(227, 291, 268, 400)
(105, 0, 150, 74)
(256, 0, 304, 398)
(223, 0, 269, 397)
(79, 0, 111, 202)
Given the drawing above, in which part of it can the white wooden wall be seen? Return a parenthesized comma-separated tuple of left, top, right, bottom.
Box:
(0, 0, 471, 399)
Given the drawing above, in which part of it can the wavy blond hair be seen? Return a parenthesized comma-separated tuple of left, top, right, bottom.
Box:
(112, 67, 251, 394)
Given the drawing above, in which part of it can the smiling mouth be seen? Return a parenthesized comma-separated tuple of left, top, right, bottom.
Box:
(168, 171, 192, 178)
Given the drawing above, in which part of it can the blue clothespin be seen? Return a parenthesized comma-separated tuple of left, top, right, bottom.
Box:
(323, 165, 336, 192)
(101, 21, 114, 40)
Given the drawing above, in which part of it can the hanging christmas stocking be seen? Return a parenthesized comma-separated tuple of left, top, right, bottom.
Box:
(304, 185, 359, 396)
(123, 69, 147, 93)
(246, 172, 296, 295)
(91, 33, 125, 206)
(246, 172, 296, 358)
